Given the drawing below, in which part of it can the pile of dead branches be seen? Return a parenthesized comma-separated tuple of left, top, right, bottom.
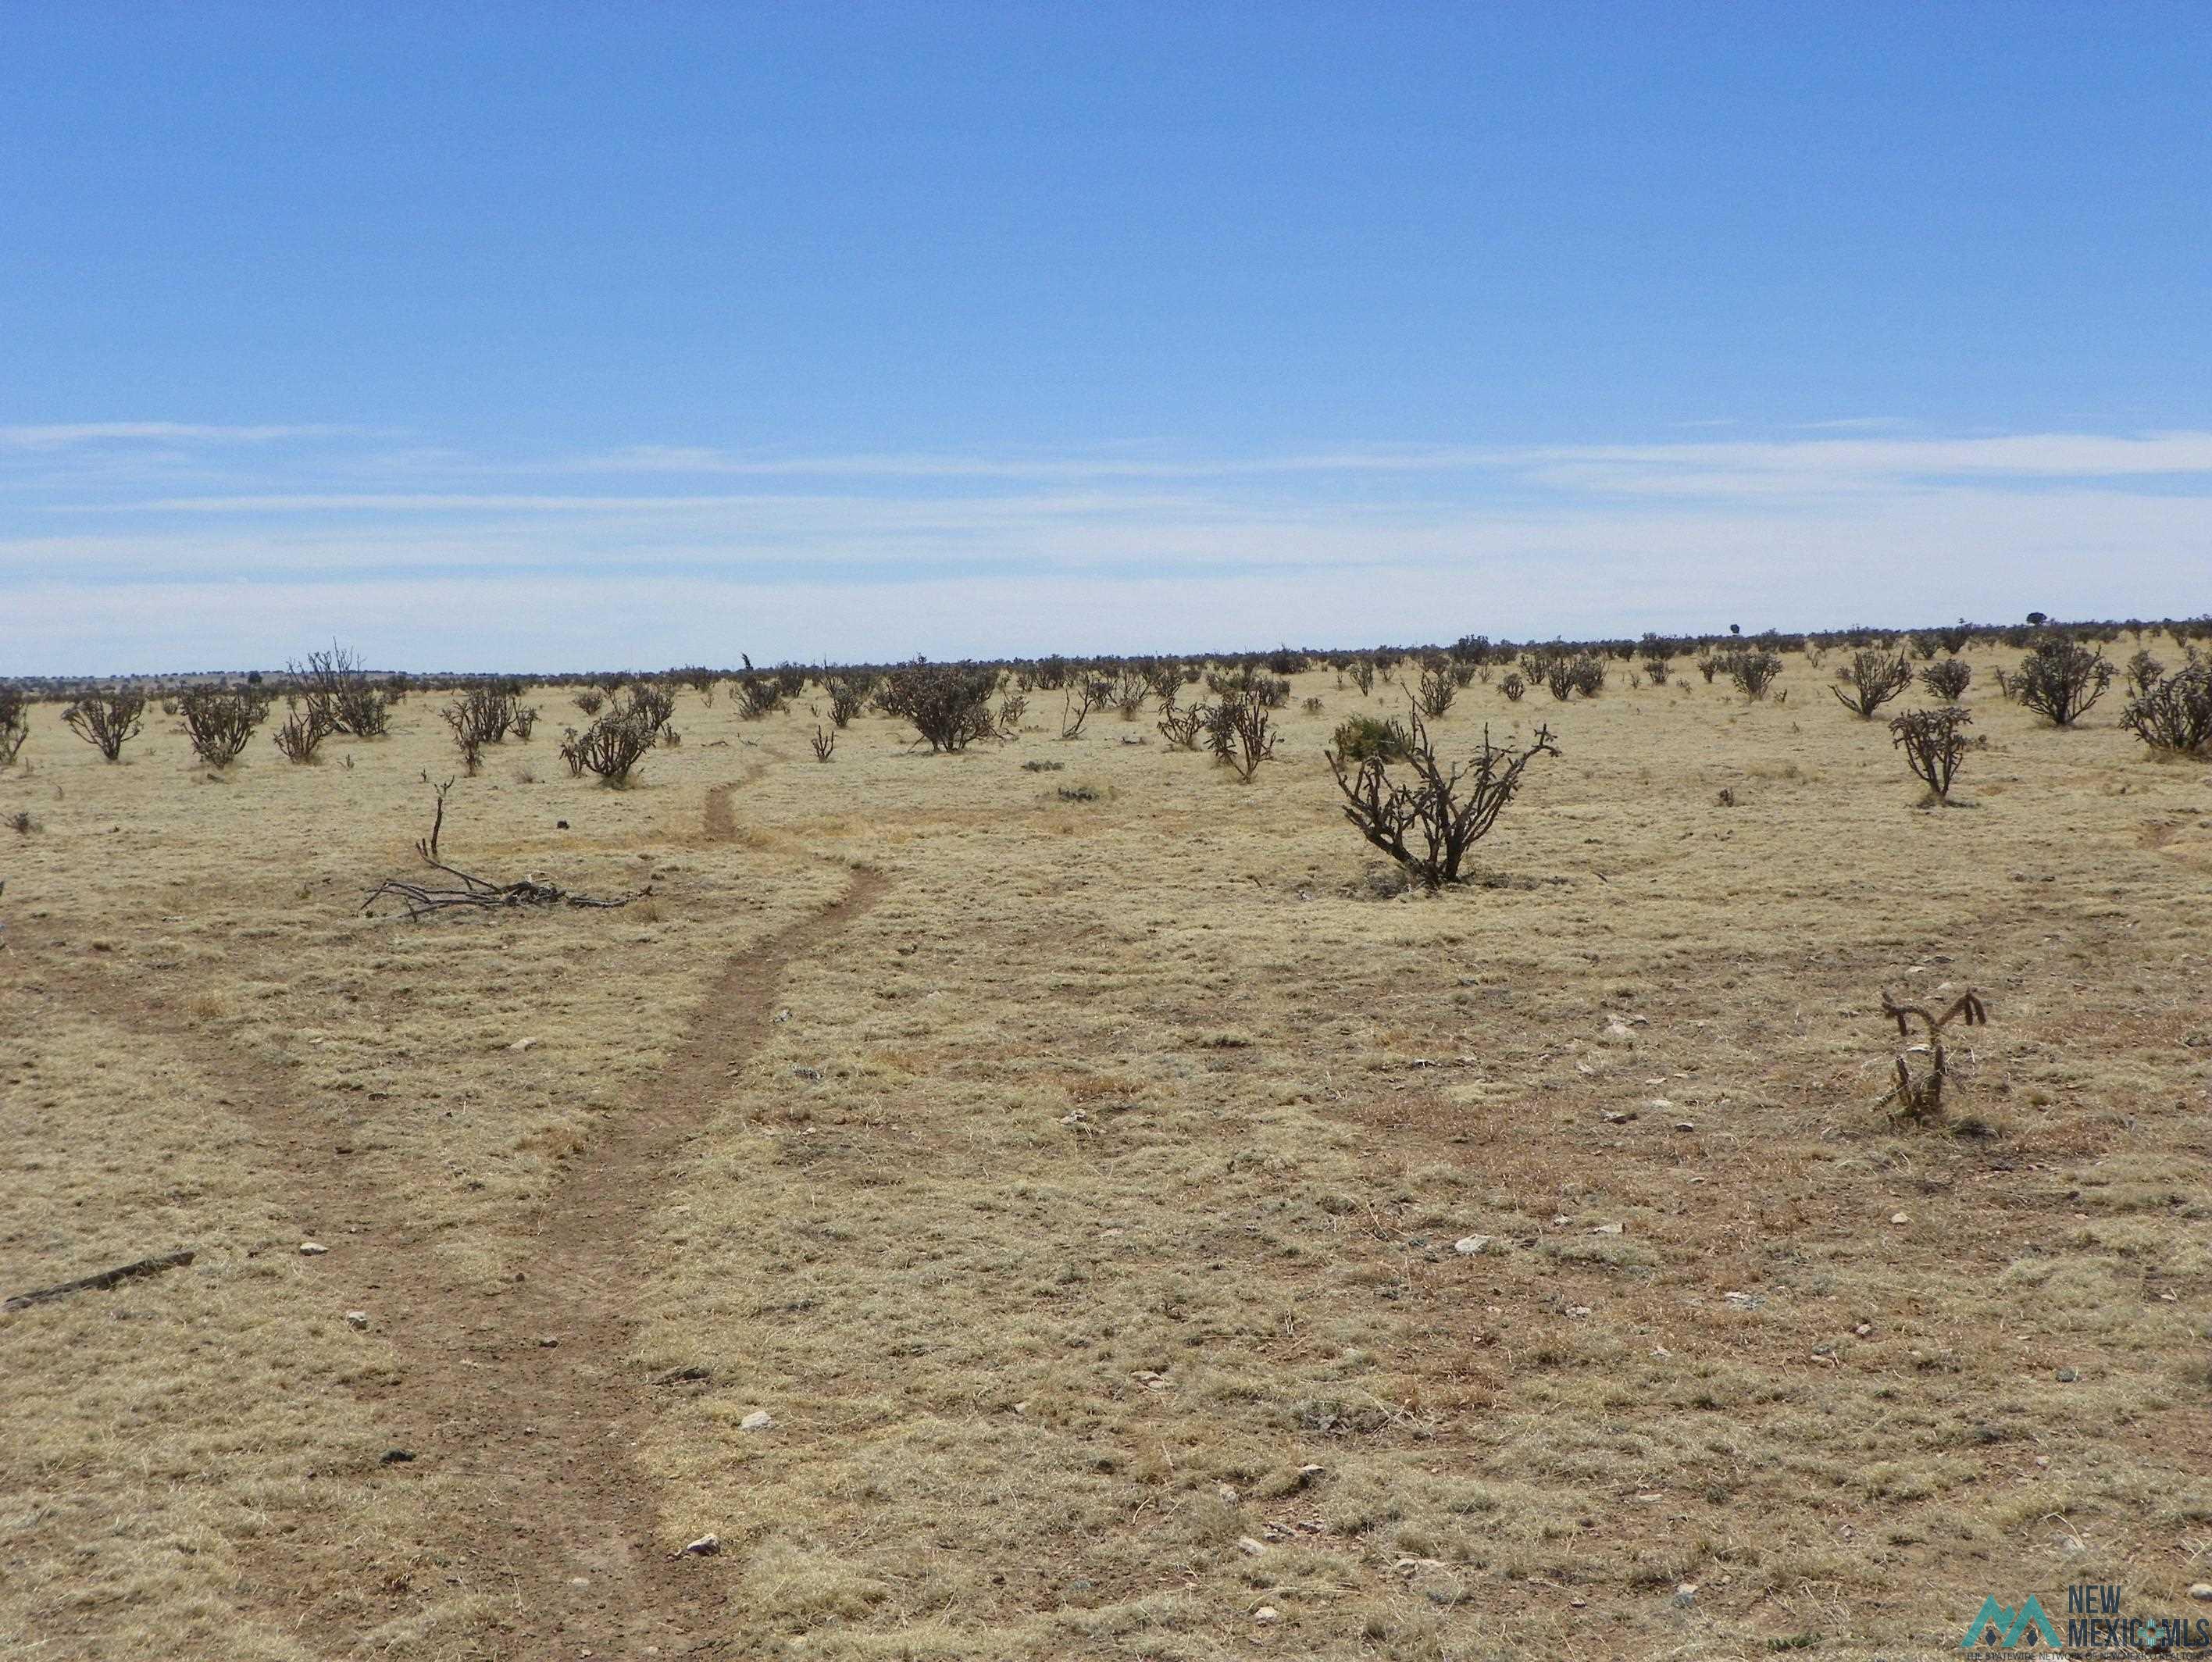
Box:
(363, 858, 651, 922)
(364, 777, 655, 921)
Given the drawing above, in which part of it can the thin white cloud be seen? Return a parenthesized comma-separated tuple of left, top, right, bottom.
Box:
(507, 430, 2212, 491)
(1522, 431, 2212, 480)
(0, 422, 353, 449)
(550, 444, 1506, 481)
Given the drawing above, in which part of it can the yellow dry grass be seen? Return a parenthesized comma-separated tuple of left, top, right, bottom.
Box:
(2, 648, 2209, 1660)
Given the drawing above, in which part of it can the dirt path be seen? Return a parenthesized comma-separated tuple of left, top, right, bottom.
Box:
(701, 753, 777, 841)
(335, 865, 885, 1657)
(34, 811, 883, 1657)
(702, 779, 740, 841)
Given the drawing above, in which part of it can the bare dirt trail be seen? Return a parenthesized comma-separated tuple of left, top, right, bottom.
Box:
(27, 779, 883, 1660)
(326, 864, 887, 1659)
(701, 751, 781, 843)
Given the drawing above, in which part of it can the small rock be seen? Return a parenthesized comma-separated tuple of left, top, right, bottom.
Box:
(1253, 1607, 1280, 1625)
(1673, 1121, 1696, 1132)
(509, 1037, 537, 1052)
(1236, 1535, 1269, 1556)
(677, 1534, 720, 1557)
(740, 1410, 774, 1432)
(299, 1241, 328, 1256)
(2189, 1583, 2212, 1602)
(345, 1311, 369, 1330)
(2035, 1457, 2050, 1468)
(1890, 1212, 1911, 1225)
(380, 1448, 416, 1464)
(555, 819, 569, 829)
(1853, 1323, 1871, 1336)
(1453, 1236, 1492, 1255)
(1673, 1582, 1698, 1608)
(1602, 1110, 1636, 1124)
(538, 1336, 559, 1348)
(1601, 1018, 1636, 1043)
(772, 1009, 791, 1024)
(1590, 1222, 1624, 1236)
(1567, 1304, 1592, 1318)
(2056, 1368, 2078, 1383)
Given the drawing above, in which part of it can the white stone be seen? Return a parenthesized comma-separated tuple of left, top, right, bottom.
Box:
(740, 1410, 774, 1432)
(299, 1241, 328, 1255)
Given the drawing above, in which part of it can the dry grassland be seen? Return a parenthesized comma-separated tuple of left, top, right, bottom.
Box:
(2, 647, 2209, 1660)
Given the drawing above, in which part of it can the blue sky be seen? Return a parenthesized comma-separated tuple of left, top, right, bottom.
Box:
(3, 2, 2207, 671)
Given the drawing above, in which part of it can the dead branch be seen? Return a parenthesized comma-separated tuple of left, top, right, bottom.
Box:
(363, 857, 651, 922)
(5, 1250, 195, 1312)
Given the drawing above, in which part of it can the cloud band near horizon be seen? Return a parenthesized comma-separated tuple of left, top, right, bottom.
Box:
(3, 425, 2206, 674)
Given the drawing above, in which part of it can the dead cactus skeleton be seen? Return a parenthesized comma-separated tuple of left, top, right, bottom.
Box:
(1876, 987, 1988, 1122)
